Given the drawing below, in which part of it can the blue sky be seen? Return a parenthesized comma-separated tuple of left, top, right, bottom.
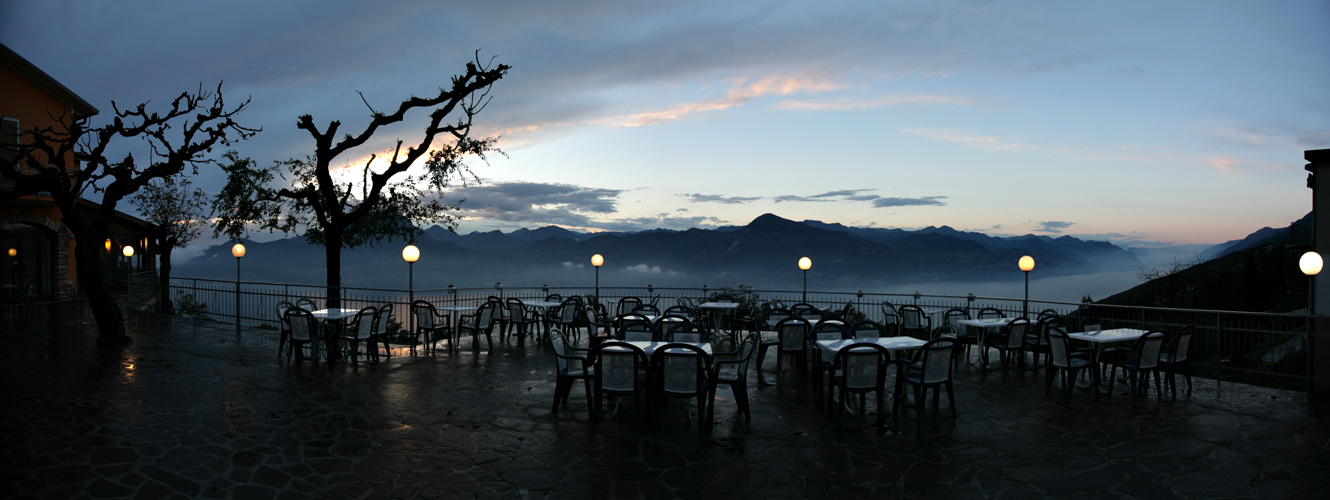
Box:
(3, 0, 1327, 247)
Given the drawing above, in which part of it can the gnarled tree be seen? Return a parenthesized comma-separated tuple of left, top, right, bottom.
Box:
(214, 53, 508, 307)
(131, 176, 208, 314)
(0, 83, 255, 341)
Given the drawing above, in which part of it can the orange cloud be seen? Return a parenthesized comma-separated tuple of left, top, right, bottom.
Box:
(596, 74, 842, 128)
(775, 94, 971, 110)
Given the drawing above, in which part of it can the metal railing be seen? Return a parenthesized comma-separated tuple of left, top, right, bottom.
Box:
(158, 277, 1324, 394)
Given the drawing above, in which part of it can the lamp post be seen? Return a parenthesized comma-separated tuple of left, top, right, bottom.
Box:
(1301, 251, 1322, 394)
(121, 245, 134, 297)
(1018, 255, 1035, 317)
(591, 254, 604, 303)
(798, 257, 812, 303)
(403, 244, 419, 334)
(232, 243, 245, 332)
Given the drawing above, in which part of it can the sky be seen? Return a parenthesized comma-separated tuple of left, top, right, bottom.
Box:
(3, 0, 1328, 250)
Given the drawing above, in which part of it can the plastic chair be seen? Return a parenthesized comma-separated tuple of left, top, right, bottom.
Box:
(284, 307, 319, 364)
(276, 300, 296, 358)
(617, 296, 643, 317)
(1108, 331, 1167, 400)
(709, 334, 757, 422)
(896, 337, 958, 424)
(1160, 325, 1194, 399)
(827, 342, 894, 434)
(652, 343, 712, 435)
(412, 300, 451, 355)
(340, 306, 380, 366)
(550, 330, 593, 415)
(897, 305, 931, 340)
(592, 341, 649, 430)
(616, 320, 659, 342)
(849, 320, 886, 340)
(456, 301, 497, 352)
(505, 298, 538, 345)
(1045, 327, 1093, 401)
(664, 321, 710, 343)
(773, 317, 812, 379)
(984, 317, 1031, 374)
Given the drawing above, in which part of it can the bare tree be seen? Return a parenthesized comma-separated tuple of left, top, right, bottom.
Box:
(0, 84, 255, 342)
(213, 53, 508, 307)
(131, 176, 209, 314)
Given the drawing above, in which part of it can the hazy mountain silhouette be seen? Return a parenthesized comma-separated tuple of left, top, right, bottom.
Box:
(177, 213, 1144, 290)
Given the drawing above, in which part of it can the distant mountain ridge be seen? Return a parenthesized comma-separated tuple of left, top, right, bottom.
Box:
(178, 213, 1143, 289)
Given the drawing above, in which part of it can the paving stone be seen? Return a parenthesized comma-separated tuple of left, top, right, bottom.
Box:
(3, 303, 1330, 498)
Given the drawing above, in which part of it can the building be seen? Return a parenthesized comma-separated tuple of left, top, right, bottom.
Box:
(1, 43, 156, 302)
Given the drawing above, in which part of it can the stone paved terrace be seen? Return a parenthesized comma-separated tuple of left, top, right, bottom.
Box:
(2, 302, 1329, 499)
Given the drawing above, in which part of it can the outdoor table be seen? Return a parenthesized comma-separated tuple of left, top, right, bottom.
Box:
(955, 317, 1014, 369)
(520, 300, 565, 339)
(1067, 328, 1149, 396)
(815, 337, 927, 430)
(310, 308, 360, 362)
(697, 302, 741, 338)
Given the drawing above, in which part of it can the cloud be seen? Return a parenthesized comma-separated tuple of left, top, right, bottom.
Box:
(595, 74, 840, 128)
(679, 193, 761, 204)
(901, 127, 1048, 152)
(447, 181, 622, 227)
(625, 264, 662, 274)
(561, 261, 585, 270)
(871, 196, 947, 208)
(1036, 221, 1075, 234)
(773, 94, 971, 111)
(774, 189, 876, 203)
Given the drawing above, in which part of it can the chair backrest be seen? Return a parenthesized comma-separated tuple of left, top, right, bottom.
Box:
(375, 304, 392, 335)
(932, 324, 958, 340)
(834, 343, 890, 390)
(550, 330, 571, 373)
(285, 307, 317, 341)
(811, 322, 848, 342)
(677, 296, 696, 310)
(977, 307, 1005, 320)
(1169, 325, 1194, 362)
(899, 305, 927, 330)
(849, 320, 885, 340)
(506, 298, 527, 321)
(913, 337, 957, 384)
(616, 321, 658, 342)
(613, 313, 650, 329)
(790, 303, 821, 321)
(776, 317, 811, 353)
(1005, 317, 1031, 348)
(653, 343, 710, 396)
(594, 341, 646, 392)
(1036, 309, 1060, 322)
(477, 301, 496, 328)
(617, 297, 643, 317)
(665, 321, 710, 343)
(276, 300, 296, 331)
(764, 308, 791, 329)
(713, 295, 737, 303)
(1047, 327, 1072, 368)
(942, 308, 970, 326)
(545, 293, 562, 302)
(585, 305, 603, 331)
(352, 306, 377, 338)
(664, 305, 693, 317)
(487, 296, 508, 320)
(1133, 331, 1167, 369)
(880, 301, 899, 325)
(412, 300, 435, 329)
(559, 296, 582, 323)
(296, 297, 319, 311)
(655, 314, 689, 332)
(633, 304, 662, 316)
(1080, 317, 1104, 333)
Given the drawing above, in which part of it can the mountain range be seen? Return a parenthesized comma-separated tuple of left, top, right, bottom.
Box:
(177, 213, 1145, 290)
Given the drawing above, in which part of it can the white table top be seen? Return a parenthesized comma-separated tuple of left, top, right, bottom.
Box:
(1067, 328, 1149, 344)
(816, 337, 927, 362)
(311, 308, 360, 321)
(955, 318, 1012, 328)
(604, 341, 713, 356)
(698, 302, 741, 310)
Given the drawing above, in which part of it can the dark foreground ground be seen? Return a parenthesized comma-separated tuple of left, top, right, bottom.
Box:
(1, 301, 1328, 499)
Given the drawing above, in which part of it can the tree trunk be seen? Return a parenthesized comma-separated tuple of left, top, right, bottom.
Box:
(158, 244, 173, 314)
(325, 227, 342, 309)
(73, 230, 127, 341)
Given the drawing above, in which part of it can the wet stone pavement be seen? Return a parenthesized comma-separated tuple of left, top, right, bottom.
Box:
(2, 302, 1329, 499)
